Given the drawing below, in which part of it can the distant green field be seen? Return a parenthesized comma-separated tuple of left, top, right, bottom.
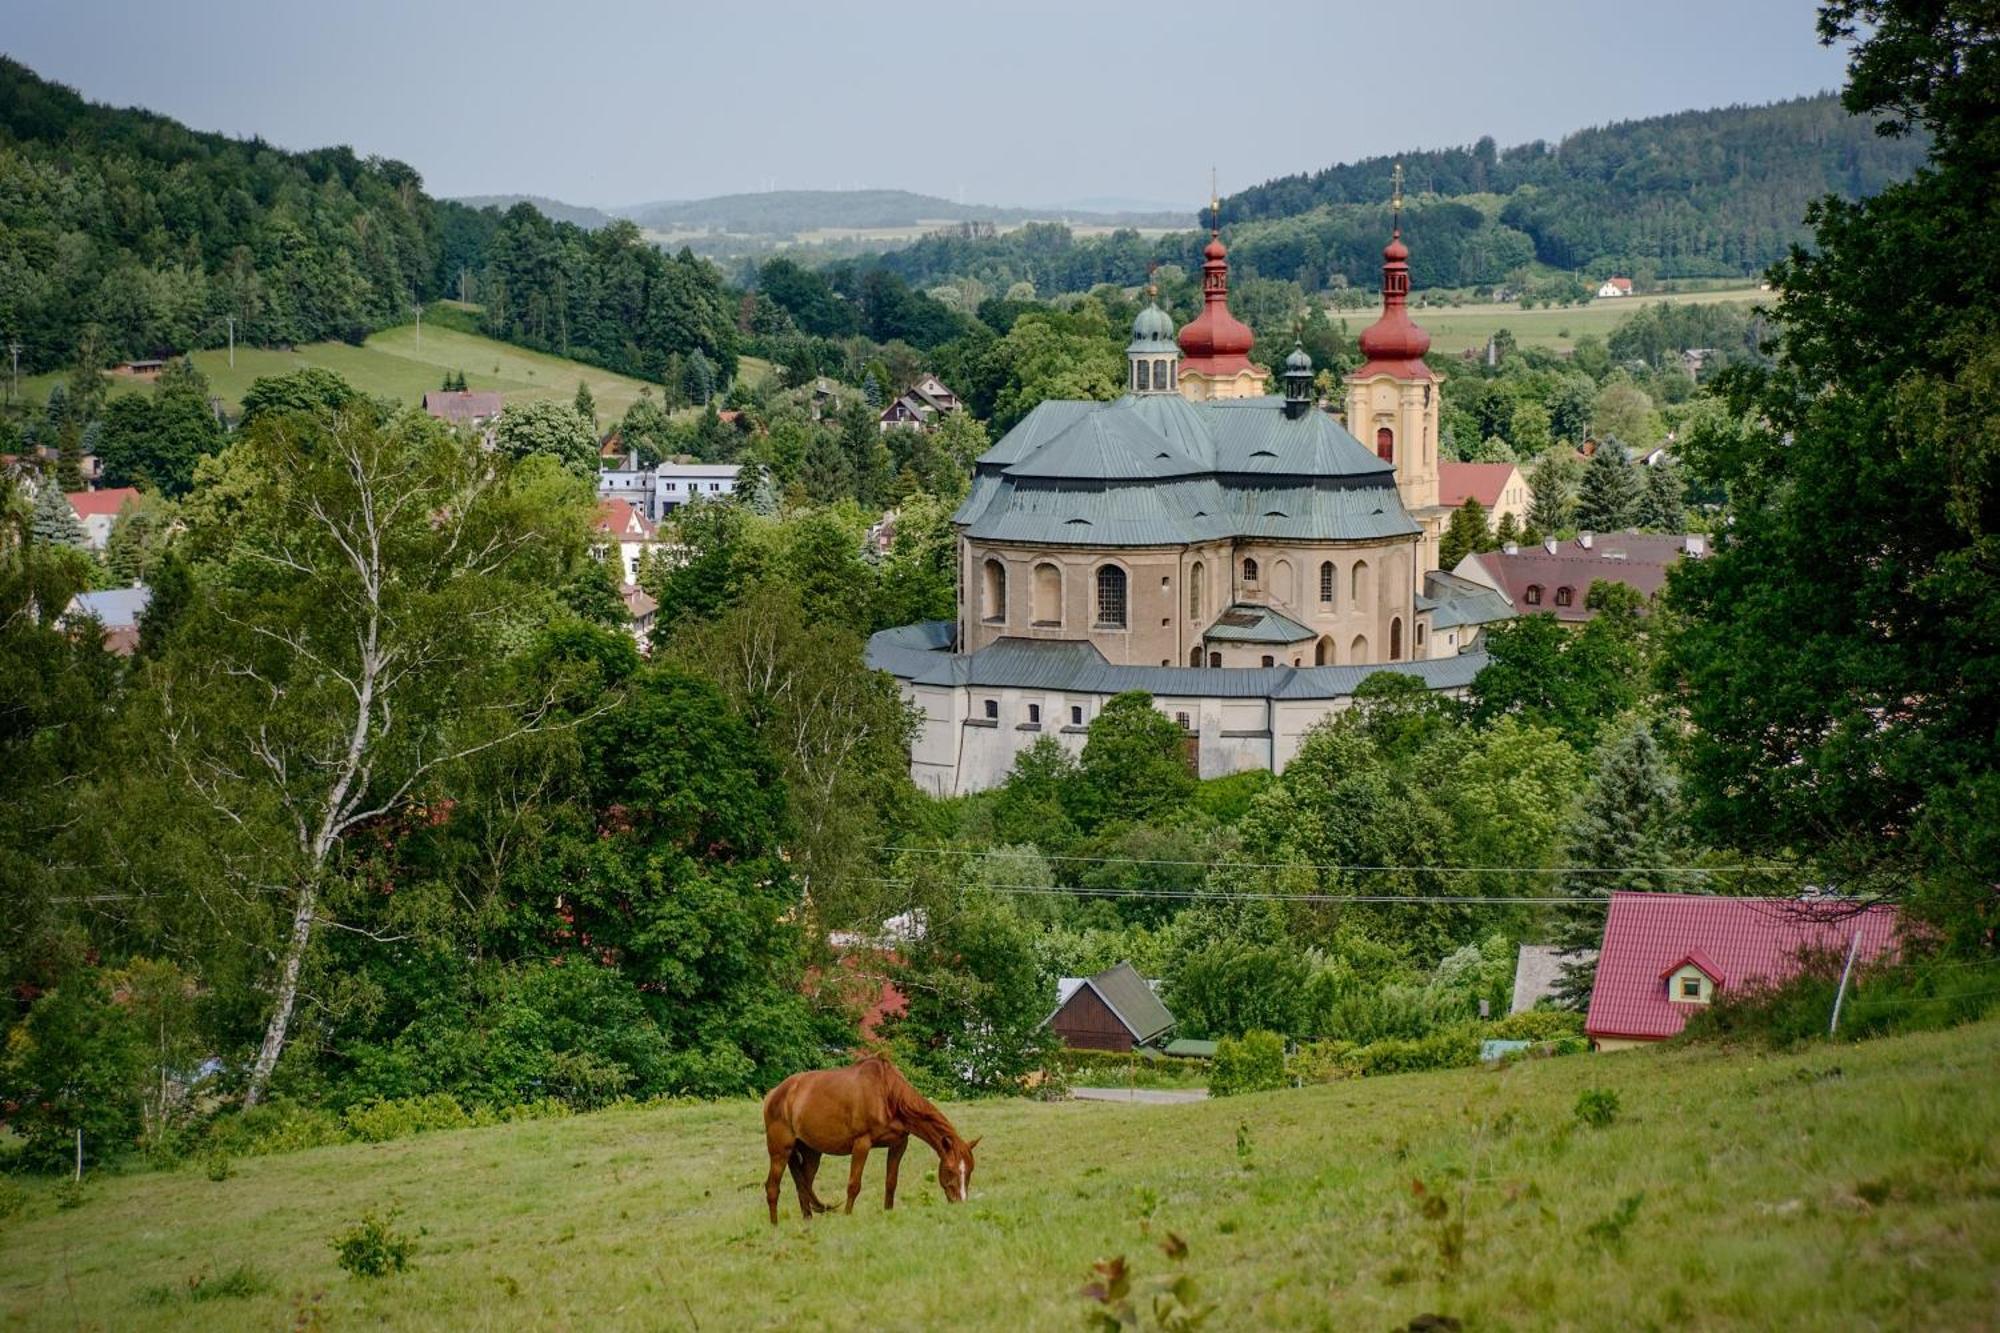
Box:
(1, 1018, 1994, 1329)
(1369, 285, 1771, 357)
(15, 323, 773, 422)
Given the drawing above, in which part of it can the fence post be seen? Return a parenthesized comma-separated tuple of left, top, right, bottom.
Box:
(1829, 929, 1865, 1036)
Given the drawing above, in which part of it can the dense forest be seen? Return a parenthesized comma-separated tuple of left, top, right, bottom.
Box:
(0, 60, 740, 378)
(873, 95, 1929, 296)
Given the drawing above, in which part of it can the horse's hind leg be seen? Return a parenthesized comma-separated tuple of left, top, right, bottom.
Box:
(844, 1137, 871, 1215)
(789, 1145, 833, 1215)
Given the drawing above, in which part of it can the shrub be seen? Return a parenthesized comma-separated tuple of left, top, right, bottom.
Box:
(203, 1099, 347, 1158)
(331, 1209, 418, 1278)
(342, 1094, 474, 1143)
(1287, 1040, 1359, 1085)
(1683, 955, 2000, 1050)
(1486, 1009, 1585, 1041)
(1209, 1031, 1287, 1097)
(1574, 1087, 1621, 1128)
(1346, 1028, 1481, 1078)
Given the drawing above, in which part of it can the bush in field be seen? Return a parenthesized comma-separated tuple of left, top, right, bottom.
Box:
(1344, 1028, 1482, 1078)
(1574, 1087, 1621, 1128)
(1485, 1008, 1586, 1041)
(1682, 955, 2000, 1050)
(331, 1209, 418, 1278)
(1209, 1031, 1287, 1097)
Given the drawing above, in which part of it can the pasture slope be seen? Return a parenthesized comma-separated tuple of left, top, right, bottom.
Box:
(2, 1019, 1996, 1330)
(1399, 285, 1767, 358)
(18, 320, 772, 422)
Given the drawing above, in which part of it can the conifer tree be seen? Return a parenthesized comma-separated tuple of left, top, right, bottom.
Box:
(1635, 460, 1687, 531)
(1527, 450, 1581, 534)
(1552, 723, 1683, 1007)
(1495, 510, 1522, 547)
(1575, 438, 1642, 531)
(55, 424, 86, 493)
(573, 379, 596, 427)
(1439, 499, 1490, 570)
(31, 477, 86, 547)
(682, 350, 715, 406)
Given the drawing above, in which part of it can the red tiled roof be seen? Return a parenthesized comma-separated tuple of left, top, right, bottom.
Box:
(422, 390, 504, 423)
(65, 486, 142, 518)
(594, 498, 657, 540)
(1586, 893, 1901, 1042)
(1437, 462, 1519, 509)
(1461, 533, 1699, 621)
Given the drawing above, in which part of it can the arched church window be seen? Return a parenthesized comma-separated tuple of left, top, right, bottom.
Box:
(1390, 617, 1404, 661)
(1242, 557, 1259, 583)
(1351, 559, 1369, 608)
(1095, 565, 1127, 629)
(1189, 561, 1204, 620)
(1319, 561, 1335, 605)
(1033, 562, 1062, 625)
(1377, 427, 1394, 462)
(982, 559, 1007, 623)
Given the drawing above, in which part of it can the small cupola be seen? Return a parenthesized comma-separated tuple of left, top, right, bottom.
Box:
(1282, 342, 1314, 418)
(1127, 296, 1180, 396)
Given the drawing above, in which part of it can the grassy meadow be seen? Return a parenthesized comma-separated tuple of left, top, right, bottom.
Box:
(1391, 284, 1769, 357)
(2, 1019, 1994, 1330)
(16, 318, 772, 421)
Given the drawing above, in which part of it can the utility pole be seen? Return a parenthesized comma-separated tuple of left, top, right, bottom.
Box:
(413, 299, 422, 345)
(1828, 928, 1865, 1035)
(6, 341, 20, 408)
(226, 316, 234, 369)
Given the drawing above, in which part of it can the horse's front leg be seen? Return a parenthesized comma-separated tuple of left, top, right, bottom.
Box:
(845, 1137, 872, 1214)
(764, 1144, 790, 1226)
(883, 1138, 907, 1210)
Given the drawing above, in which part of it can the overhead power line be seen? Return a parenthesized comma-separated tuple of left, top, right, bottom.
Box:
(852, 876, 1621, 907)
(878, 845, 1795, 878)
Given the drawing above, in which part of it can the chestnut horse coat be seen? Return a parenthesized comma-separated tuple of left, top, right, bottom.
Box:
(761, 1056, 976, 1223)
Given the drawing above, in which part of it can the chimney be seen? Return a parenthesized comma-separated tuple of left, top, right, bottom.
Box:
(1579, 531, 1594, 549)
(1543, 535, 1558, 555)
(1686, 535, 1707, 557)
(1502, 541, 1519, 555)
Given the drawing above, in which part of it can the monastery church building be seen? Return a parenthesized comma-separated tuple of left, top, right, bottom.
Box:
(867, 200, 1511, 795)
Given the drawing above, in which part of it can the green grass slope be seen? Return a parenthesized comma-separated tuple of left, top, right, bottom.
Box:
(1411, 286, 1769, 357)
(3, 1021, 1995, 1330)
(18, 322, 772, 422)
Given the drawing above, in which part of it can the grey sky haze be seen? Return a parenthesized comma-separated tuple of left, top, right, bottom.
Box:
(6, 1, 1851, 211)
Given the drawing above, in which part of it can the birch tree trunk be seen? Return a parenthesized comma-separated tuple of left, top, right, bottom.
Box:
(242, 881, 317, 1108)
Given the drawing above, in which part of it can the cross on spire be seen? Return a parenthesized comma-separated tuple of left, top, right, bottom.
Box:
(1391, 162, 1404, 231)
(1209, 166, 1220, 235)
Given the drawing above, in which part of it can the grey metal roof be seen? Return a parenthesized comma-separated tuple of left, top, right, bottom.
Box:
(952, 392, 1415, 548)
(1423, 570, 1515, 629)
(867, 627, 1489, 701)
(64, 586, 151, 630)
(1080, 962, 1176, 1045)
(1204, 603, 1315, 644)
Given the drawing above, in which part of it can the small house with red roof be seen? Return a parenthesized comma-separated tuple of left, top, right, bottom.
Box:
(1452, 531, 1707, 622)
(593, 497, 660, 583)
(422, 389, 504, 430)
(1586, 893, 1901, 1050)
(1437, 461, 1531, 531)
(66, 487, 142, 550)
(1596, 276, 1634, 298)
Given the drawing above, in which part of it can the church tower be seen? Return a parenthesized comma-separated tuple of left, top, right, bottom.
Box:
(1345, 166, 1444, 572)
(1127, 287, 1180, 395)
(1176, 188, 1264, 401)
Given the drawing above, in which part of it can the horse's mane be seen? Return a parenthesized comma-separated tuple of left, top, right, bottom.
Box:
(880, 1062, 957, 1146)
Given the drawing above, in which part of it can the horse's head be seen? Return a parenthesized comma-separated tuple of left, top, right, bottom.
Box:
(936, 1134, 981, 1203)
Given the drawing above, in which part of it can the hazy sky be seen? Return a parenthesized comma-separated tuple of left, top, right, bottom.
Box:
(7, 0, 1852, 211)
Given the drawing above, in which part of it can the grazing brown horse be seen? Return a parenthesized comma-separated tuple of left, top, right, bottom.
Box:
(761, 1056, 979, 1224)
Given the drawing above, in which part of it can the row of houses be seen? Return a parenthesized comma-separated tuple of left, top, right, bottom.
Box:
(1033, 893, 1901, 1058)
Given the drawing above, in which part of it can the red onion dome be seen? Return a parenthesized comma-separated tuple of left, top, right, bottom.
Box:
(1178, 232, 1255, 366)
(1354, 228, 1432, 378)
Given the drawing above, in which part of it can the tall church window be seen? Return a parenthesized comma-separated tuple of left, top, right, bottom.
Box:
(1189, 561, 1204, 620)
(1095, 565, 1127, 629)
(1319, 561, 1335, 605)
(1390, 617, 1404, 661)
(1242, 557, 1259, 583)
(982, 558, 1007, 623)
(1033, 562, 1062, 625)
(1377, 427, 1394, 462)
(1351, 559, 1370, 608)
(1155, 358, 1169, 387)
(1134, 360, 1149, 392)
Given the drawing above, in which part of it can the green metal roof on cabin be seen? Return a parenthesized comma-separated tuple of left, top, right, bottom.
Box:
(1163, 1038, 1219, 1058)
(1085, 962, 1176, 1045)
(1204, 603, 1316, 644)
(952, 393, 1416, 548)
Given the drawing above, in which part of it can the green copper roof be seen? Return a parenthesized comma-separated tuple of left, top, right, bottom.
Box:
(1204, 603, 1316, 644)
(953, 393, 1415, 548)
(1129, 303, 1178, 354)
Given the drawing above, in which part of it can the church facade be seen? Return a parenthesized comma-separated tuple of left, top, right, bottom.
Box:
(867, 211, 1510, 795)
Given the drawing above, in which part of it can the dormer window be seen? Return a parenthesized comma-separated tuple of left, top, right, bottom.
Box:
(1555, 586, 1574, 608)
(1662, 952, 1722, 1006)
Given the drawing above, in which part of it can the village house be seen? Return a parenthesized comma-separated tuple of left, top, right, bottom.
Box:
(1451, 531, 1706, 622)
(877, 375, 961, 432)
(619, 582, 657, 648)
(596, 457, 743, 522)
(1596, 276, 1634, 298)
(65, 487, 142, 551)
(593, 497, 661, 583)
(1437, 460, 1532, 531)
(61, 584, 151, 656)
(422, 389, 504, 431)
(1045, 962, 1176, 1053)
(869, 194, 1517, 794)
(1585, 893, 1901, 1050)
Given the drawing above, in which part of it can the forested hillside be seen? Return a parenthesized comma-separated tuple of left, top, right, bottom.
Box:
(875, 94, 1927, 295)
(0, 60, 739, 379)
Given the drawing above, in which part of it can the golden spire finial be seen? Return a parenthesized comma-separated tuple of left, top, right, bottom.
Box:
(1391, 162, 1404, 225)
(1209, 166, 1220, 233)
